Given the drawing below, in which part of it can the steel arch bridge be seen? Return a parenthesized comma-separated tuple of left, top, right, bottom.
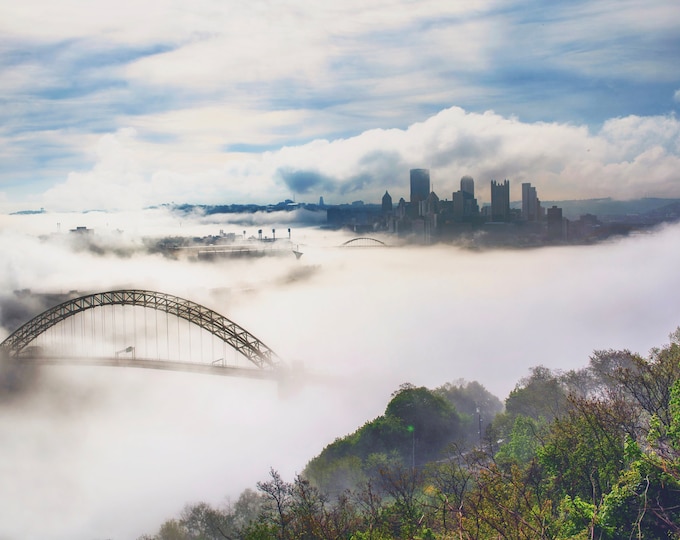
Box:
(0, 290, 286, 380)
(340, 237, 388, 247)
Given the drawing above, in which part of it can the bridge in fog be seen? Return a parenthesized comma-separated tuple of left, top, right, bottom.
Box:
(0, 290, 288, 381)
(340, 237, 388, 247)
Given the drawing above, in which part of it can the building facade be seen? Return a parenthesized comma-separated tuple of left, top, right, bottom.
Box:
(521, 182, 542, 221)
(410, 169, 430, 207)
(490, 179, 510, 222)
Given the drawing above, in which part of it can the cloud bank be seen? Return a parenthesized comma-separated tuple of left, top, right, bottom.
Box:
(2, 210, 680, 538)
(1, 0, 679, 208)
(19, 107, 680, 212)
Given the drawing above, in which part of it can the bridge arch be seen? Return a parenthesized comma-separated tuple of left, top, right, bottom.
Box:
(0, 290, 282, 372)
(340, 237, 387, 247)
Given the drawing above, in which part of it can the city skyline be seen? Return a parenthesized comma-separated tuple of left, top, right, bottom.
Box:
(1, 1, 679, 212)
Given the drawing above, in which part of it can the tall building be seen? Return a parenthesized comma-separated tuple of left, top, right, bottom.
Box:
(381, 190, 393, 213)
(452, 175, 479, 222)
(410, 169, 430, 206)
(490, 179, 510, 222)
(547, 205, 565, 240)
(521, 182, 541, 221)
(460, 175, 474, 198)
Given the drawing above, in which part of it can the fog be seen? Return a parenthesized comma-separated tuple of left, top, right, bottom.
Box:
(2, 208, 680, 539)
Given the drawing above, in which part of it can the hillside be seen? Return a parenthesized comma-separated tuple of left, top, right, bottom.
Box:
(140, 331, 680, 540)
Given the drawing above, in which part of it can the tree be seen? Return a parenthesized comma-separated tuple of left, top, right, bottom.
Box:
(435, 379, 503, 444)
(424, 445, 474, 536)
(231, 489, 266, 534)
(495, 414, 547, 466)
(376, 462, 426, 538)
(461, 459, 554, 540)
(505, 366, 567, 422)
(255, 468, 293, 540)
(538, 399, 626, 505)
(180, 502, 233, 539)
(385, 384, 462, 465)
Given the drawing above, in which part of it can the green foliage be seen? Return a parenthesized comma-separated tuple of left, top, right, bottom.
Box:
(554, 495, 599, 539)
(385, 384, 462, 464)
(505, 365, 568, 421)
(599, 447, 680, 539)
(667, 378, 680, 449)
(305, 383, 468, 492)
(434, 379, 504, 442)
(495, 414, 545, 465)
(538, 402, 626, 502)
(139, 331, 680, 540)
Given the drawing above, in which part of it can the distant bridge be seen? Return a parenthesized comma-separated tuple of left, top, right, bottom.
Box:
(340, 237, 388, 247)
(0, 290, 287, 381)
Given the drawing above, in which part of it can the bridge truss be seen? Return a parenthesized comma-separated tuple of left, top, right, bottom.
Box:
(340, 237, 388, 247)
(0, 290, 284, 378)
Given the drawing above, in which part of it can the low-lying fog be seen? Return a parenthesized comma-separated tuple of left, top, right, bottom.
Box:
(2, 208, 680, 539)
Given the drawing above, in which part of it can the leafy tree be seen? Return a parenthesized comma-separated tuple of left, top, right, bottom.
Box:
(423, 445, 475, 535)
(495, 414, 547, 466)
(255, 468, 293, 540)
(305, 383, 464, 491)
(461, 460, 554, 540)
(384, 384, 462, 465)
(375, 462, 425, 538)
(505, 365, 568, 422)
(538, 399, 626, 504)
(352, 479, 389, 539)
(599, 441, 680, 539)
(180, 502, 233, 539)
(434, 379, 503, 444)
(230, 489, 266, 534)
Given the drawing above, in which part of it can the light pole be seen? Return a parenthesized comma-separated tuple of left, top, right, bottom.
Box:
(407, 425, 415, 469)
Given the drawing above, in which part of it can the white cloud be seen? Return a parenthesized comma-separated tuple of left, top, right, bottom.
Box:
(37, 106, 680, 211)
(40, 129, 150, 211)
(674, 89, 680, 103)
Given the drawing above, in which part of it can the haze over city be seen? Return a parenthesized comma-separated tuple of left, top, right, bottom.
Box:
(2, 1, 680, 539)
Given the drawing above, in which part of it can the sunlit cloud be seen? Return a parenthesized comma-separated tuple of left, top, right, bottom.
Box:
(30, 106, 680, 212)
(1, 0, 679, 208)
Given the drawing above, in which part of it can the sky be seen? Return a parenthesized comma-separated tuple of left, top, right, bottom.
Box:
(1, 0, 680, 211)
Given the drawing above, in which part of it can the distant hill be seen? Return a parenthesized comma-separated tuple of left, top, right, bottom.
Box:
(512, 197, 680, 220)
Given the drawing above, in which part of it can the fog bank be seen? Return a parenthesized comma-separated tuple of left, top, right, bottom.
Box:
(1, 209, 679, 539)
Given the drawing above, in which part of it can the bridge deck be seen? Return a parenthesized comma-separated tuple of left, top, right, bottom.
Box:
(16, 356, 285, 380)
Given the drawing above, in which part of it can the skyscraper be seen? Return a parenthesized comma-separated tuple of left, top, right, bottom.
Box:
(490, 179, 510, 222)
(382, 190, 393, 213)
(460, 175, 474, 198)
(521, 182, 541, 221)
(452, 176, 479, 221)
(410, 169, 430, 206)
(547, 205, 565, 239)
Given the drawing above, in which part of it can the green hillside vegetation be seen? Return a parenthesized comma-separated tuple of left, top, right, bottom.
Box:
(140, 330, 680, 539)
(304, 381, 503, 496)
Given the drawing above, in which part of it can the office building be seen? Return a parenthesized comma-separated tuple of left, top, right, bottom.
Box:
(490, 179, 510, 222)
(547, 205, 565, 239)
(460, 175, 474, 198)
(521, 183, 541, 221)
(382, 190, 393, 213)
(452, 176, 479, 222)
(410, 169, 430, 206)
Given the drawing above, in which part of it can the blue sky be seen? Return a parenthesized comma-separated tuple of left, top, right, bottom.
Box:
(1, 0, 679, 211)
